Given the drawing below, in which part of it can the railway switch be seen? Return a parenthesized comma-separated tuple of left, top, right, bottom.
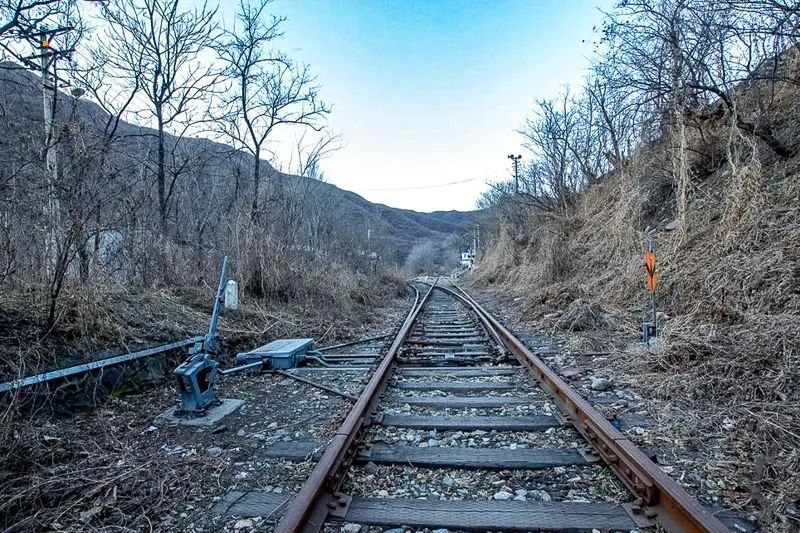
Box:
(174, 354, 220, 415)
(173, 257, 229, 417)
(236, 338, 319, 370)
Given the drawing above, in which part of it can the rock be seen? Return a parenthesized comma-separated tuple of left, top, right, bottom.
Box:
(341, 524, 362, 533)
(236, 429, 246, 437)
(529, 489, 552, 501)
(233, 472, 249, 480)
(513, 494, 527, 501)
(561, 368, 582, 381)
(442, 475, 454, 487)
(590, 377, 612, 391)
(493, 490, 513, 500)
(233, 519, 254, 530)
(431, 530, 449, 533)
(211, 424, 228, 435)
(364, 461, 379, 474)
(514, 489, 528, 496)
(267, 421, 278, 429)
(206, 446, 223, 458)
(160, 444, 185, 455)
(665, 219, 679, 231)
(384, 529, 404, 533)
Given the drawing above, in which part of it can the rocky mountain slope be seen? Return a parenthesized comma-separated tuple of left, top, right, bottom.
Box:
(0, 62, 474, 267)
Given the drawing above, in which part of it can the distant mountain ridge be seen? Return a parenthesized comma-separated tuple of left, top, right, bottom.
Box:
(0, 62, 475, 266)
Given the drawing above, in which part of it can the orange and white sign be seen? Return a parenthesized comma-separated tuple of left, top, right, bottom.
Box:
(644, 250, 656, 294)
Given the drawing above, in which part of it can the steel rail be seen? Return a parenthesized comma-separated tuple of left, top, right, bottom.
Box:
(317, 335, 390, 352)
(275, 281, 435, 533)
(0, 336, 204, 394)
(443, 280, 730, 533)
(416, 279, 506, 351)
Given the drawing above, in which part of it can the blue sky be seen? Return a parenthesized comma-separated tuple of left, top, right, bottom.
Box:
(213, 0, 612, 212)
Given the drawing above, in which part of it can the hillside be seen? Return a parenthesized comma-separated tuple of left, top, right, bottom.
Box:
(0, 62, 474, 267)
(470, 48, 800, 528)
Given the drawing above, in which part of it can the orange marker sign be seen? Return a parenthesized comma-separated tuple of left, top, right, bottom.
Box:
(644, 250, 656, 294)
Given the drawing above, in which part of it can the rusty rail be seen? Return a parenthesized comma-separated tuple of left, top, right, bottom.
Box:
(274, 281, 435, 533)
(443, 280, 730, 533)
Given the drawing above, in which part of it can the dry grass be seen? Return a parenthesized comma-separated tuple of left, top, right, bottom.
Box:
(0, 261, 405, 531)
(472, 71, 800, 529)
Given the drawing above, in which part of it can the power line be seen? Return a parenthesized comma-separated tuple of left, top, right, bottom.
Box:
(508, 154, 521, 194)
(357, 177, 482, 193)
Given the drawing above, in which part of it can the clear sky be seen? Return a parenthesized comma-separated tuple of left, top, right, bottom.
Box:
(212, 0, 612, 212)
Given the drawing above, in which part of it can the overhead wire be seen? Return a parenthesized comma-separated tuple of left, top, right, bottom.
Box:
(356, 176, 483, 192)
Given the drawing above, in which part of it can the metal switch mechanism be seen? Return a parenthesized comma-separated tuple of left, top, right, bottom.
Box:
(173, 257, 229, 417)
(236, 338, 320, 370)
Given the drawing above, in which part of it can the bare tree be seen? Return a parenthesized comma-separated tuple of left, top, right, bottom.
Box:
(603, 0, 798, 156)
(585, 70, 638, 167)
(100, 0, 219, 233)
(518, 90, 605, 211)
(215, 0, 330, 220)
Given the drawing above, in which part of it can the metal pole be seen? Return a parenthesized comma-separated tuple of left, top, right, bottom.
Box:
(275, 370, 358, 401)
(508, 154, 521, 194)
(41, 35, 59, 278)
(203, 256, 229, 353)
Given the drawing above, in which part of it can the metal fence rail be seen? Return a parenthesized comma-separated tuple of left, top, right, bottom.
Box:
(0, 336, 203, 393)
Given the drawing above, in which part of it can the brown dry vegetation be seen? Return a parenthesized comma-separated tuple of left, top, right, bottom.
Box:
(0, 266, 407, 531)
(472, 55, 800, 528)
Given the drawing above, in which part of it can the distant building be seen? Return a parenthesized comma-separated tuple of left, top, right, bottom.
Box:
(460, 251, 474, 269)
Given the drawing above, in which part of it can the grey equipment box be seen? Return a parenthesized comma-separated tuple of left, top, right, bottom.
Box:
(236, 338, 316, 369)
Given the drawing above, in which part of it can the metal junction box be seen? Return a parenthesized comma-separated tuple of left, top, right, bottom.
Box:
(236, 338, 316, 369)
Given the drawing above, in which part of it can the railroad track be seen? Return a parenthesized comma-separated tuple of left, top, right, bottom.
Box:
(213, 279, 732, 532)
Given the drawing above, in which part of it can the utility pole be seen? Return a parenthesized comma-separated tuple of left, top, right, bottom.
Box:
(21, 25, 74, 277)
(507, 154, 521, 194)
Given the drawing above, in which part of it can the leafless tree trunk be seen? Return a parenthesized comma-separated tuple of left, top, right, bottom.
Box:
(100, 0, 219, 234)
(214, 0, 330, 221)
